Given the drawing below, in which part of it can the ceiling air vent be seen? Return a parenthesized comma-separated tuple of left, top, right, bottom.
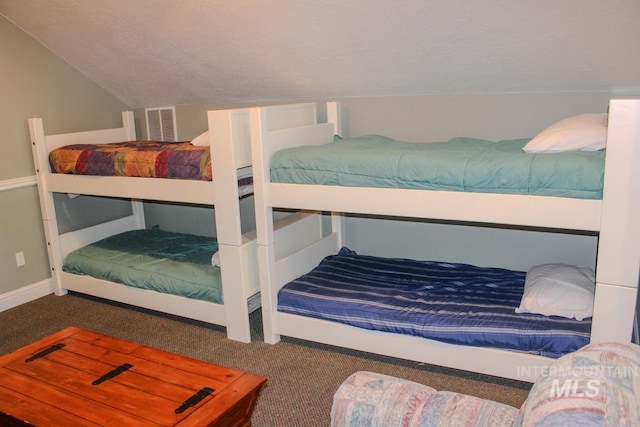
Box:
(145, 106, 177, 141)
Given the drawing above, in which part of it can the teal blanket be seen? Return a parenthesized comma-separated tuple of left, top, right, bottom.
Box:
(270, 135, 605, 199)
(63, 229, 223, 303)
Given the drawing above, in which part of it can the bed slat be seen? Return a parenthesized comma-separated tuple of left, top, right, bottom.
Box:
(268, 183, 602, 231)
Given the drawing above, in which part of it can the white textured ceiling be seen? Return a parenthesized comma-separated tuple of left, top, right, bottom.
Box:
(1, 0, 639, 108)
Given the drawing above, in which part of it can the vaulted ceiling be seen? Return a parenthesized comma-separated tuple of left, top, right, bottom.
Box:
(1, 1, 639, 108)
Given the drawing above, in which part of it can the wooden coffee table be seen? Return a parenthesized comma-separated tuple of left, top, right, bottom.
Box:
(0, 327, 266, 426)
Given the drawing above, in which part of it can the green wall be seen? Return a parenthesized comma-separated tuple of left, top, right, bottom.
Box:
(0, 15, 130, 296)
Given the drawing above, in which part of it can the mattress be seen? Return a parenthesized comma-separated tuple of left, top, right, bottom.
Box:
(50, 140, 248, 182)
(278, 248, 591, 358)
(270, 135, 605, 199)
(62, 228, 223, 303)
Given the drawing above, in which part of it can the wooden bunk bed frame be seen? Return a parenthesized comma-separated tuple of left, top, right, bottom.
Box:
(249, 99, 640, 381)
(28, 109, 322, 343)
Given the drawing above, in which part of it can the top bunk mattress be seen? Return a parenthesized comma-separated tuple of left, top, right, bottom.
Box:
(49, 140, 253, 188)
(270, 135, 605, 199)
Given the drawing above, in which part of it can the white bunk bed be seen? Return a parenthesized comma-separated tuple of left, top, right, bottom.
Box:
(249, 100, 640, 381)
(28, 108, 321, 343)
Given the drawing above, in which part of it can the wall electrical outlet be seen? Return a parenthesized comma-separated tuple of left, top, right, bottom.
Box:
(15, 252, 25, 267)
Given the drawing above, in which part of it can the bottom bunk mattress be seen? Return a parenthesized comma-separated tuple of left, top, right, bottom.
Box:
(62, 228, 223, 304)
(277, 248, 591, 358)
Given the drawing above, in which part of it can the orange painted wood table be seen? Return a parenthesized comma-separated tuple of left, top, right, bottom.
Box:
(0, 326, 266, 426)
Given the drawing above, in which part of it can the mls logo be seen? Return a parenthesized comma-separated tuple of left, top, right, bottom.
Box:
(550, 379, 600, 398)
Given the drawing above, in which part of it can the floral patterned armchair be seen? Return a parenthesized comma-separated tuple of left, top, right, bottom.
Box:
(331, 341, 640, 426)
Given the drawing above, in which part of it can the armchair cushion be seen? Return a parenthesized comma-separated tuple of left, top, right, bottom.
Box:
(514, 341, 640, 426)
(331, 371, 517, 426)
(331, 371, 436, 426)
(418, 391, 518, 427)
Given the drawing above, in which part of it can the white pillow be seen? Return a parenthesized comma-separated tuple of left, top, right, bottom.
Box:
(522, 113, 607, 153)
(211, 251, 220, 266)
(515, 263, 595, 320)
(190, 131, 209, 146)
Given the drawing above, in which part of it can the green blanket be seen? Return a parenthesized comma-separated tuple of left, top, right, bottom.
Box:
(63, 228, 223, 303)
(270, 135, 605, 199)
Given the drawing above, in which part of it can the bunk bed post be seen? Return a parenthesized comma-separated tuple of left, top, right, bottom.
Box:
(122, 110, 144, 243)
(327, 101, 342, 137)
(327, 101, 346, 245)
(124, 107, 144, 229)
(28, 118, 55, 221)
(209, 109, 255, 342)
(250, 107, 281, 343)
(591, 99, 640, 343)
(249, 107, 275, 246)
(130, 200, 145, 229)
(39, 219, 65, 296)
(257, 244, 280, 343)
(121, 111, 136, 140)
(217, 244, 251, 342)
(209, 109, 245, 247)
(28, 117, 65, 296)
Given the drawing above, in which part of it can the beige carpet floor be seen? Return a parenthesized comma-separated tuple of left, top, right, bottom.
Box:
(0, 292, 532, 426)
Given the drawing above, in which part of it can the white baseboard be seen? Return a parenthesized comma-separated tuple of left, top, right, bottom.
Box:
(0, 279, 54, 312)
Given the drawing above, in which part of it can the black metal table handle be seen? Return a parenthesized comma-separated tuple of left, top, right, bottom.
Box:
(25, 343, 65, 362)
(175, 387, 215, 414)
(92, 363, 133, 385)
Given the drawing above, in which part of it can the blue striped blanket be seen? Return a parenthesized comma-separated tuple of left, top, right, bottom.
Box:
(278, 248, 591, 358)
